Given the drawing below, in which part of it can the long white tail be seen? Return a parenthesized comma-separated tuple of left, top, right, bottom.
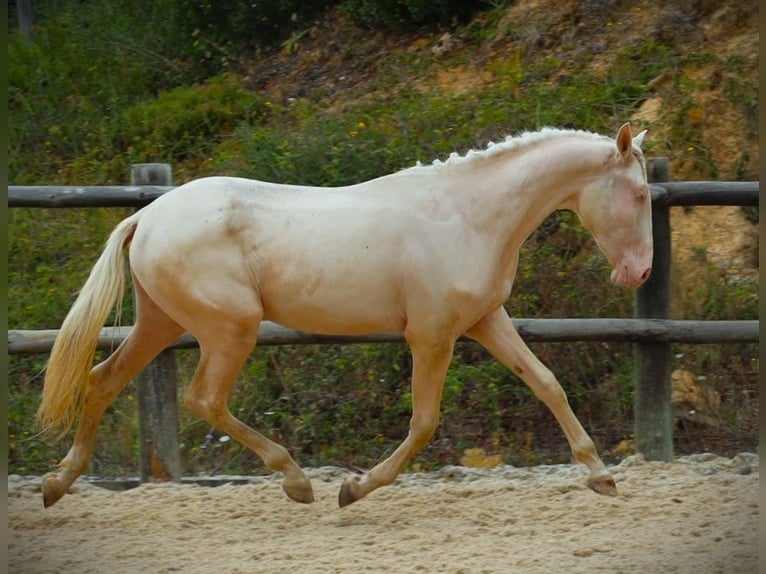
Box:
(37, 211, 142, 437)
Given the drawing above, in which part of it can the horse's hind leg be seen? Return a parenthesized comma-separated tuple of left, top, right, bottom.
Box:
(42, 279, 185, 507)
(185, 326, 314, 504)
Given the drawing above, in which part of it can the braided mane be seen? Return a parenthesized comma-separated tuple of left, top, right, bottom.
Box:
(409, 127, 612, 171)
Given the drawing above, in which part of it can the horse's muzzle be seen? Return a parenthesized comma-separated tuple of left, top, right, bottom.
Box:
(611, 264, 652, 288)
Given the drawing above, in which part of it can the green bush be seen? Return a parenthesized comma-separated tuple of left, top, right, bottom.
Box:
(8, 0, 193, 183)
(117, 75, 267, 169)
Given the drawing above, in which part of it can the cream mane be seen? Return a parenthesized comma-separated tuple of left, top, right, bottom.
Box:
(407, 127, 612, 171)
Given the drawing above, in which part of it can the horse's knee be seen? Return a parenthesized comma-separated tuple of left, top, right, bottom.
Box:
(409, 412, 440, 447)
(532, 371, 569, 407)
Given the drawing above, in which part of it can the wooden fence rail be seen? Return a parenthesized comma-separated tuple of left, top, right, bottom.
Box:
(8, 181, 759, 209)
(8, 319, 759, 354)
(7, 162, 759, 479)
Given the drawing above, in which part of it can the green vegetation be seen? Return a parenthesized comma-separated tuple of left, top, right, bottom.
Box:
(340, 0, 489, 30)
(8, 1, 758, 477)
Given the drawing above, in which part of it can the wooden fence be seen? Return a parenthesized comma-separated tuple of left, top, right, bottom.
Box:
(7, 161, 759, 481)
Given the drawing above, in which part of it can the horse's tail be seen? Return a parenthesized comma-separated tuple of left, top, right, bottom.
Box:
(37, 211, 142, 438)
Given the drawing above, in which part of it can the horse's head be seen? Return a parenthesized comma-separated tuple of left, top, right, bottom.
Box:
(575, 123, 653, 288)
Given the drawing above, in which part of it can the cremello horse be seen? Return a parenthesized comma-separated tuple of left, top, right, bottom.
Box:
(38, 123, 652, 508)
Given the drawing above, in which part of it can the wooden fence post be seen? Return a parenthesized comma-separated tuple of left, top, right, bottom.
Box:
(633, 158, 673, 461)
(131, 163, 183, 482)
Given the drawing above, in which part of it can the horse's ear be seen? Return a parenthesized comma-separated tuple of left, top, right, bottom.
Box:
(633, 129, 647, 149)
(616, 122, 633, 157)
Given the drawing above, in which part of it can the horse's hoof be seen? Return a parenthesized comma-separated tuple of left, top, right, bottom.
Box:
(282, 479, 314, 504)
(338, 475, 365, 508)
(42, 473, 69, 508)
(586, 473, 618, 496)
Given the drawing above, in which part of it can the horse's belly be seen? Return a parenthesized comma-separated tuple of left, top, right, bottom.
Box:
(260, 284, 406, 335)
(249, 221, 411, 334)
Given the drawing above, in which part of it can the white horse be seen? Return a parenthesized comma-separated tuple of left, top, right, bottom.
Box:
(38, 123, 652, 508)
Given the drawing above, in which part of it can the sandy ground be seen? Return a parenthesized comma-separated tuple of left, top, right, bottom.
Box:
(8, 453, 759, 574)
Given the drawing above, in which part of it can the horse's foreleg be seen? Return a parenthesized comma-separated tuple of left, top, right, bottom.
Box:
(466, 307, 617, 496)
(43, 301, 185, 508)
(339, 337, 454, 507)
(184, 337, 314, 504)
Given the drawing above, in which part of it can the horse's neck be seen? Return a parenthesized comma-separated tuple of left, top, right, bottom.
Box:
(447, 137, 609, 241)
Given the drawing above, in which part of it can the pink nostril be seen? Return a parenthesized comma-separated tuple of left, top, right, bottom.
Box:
(639, 267, 652, 282)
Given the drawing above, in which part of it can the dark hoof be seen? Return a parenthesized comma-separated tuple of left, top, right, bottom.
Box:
(586, 473, 619, 496)
(338, 475, 364, 508)
(283, 479, 315, 504)
(42, 473, 69, 508)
